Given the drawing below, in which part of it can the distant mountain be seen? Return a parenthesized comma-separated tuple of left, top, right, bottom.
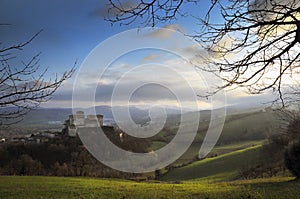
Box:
(16, 108, 72, 127)
(15, 105, 182, 127)
(14, 104, 268, 128)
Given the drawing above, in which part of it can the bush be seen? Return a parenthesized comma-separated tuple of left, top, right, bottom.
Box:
(284, 142, 300, 178)
(2, 154, 44, 175)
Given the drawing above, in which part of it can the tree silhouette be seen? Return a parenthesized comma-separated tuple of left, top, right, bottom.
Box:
(106, 0, 300, 105)
(285, 141, 300, 178)
(0, 28, 75, 125)
(105, 0, 197, 26)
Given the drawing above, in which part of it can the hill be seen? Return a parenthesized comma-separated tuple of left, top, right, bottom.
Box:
(148, 108, 281, 166)
(161, 145, 262, 182)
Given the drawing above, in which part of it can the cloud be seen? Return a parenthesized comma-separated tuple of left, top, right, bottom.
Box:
(209, 35, 237, 60)
(52, 57, 225, 109)
(225, 88, 274, 106)
(46, 46, 275, 109)
(141, 54, 157, 62)
(49, 79, 274, 109)
(147, 24, 184, 39)
(182, 44, 202, 55)
(248, 0, 300, 41)
(249, 0, 300, 24)
(179, 44, 208, 64)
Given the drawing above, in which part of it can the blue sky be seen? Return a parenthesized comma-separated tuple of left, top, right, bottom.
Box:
(0, 0, 210, 70)
(1, 0, 131, 73)
(0, 0, 274, 109)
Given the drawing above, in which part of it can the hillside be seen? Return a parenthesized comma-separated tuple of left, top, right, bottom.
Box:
(161, 145, 262, 181)
(148, 109, 281, 166)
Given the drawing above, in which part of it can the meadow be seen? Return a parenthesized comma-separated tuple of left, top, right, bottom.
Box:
(0, 175, 299, 199)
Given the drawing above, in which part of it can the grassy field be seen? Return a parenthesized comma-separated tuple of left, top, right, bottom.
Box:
(147, 109, 279, 167)
(161, 145, 262, 181)
(209, 140, 265, 156)
(0, 175, 299, 199)
(170, 140, 265, 166)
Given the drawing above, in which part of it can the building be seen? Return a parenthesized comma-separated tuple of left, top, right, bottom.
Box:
(67, 111, 104, 137)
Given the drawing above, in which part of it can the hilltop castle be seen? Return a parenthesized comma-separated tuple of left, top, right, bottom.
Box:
(67, 111, 103, 136)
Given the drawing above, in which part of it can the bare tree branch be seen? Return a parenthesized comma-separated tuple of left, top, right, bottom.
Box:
(106, 0, 300, 105)
(196, 0, 300, 98)
(105, 0, 198, 26)
(0, 30, 75, 126)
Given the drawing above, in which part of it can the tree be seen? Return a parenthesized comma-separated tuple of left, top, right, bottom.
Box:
(106, 0, 300, 105)
(3, 154, 44, 176)
(71, 146, 92, 176)
(0, 27, 75, 125)
(259, 109, 300, 178)
(285, 141, 300, 178)
(53, 161, 70, 176)
(154, 168, 161, 180)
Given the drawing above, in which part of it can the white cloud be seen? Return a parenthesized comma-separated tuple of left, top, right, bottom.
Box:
(141, 54, 157, 62)
(147, 24, 184, 40)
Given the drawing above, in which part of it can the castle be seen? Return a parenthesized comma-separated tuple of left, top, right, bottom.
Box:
(67, 111, 103, 136)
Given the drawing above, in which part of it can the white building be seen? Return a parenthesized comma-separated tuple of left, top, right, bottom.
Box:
(67, 111, 104, 136)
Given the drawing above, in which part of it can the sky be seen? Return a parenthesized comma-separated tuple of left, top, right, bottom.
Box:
(0, 0, 276, 110)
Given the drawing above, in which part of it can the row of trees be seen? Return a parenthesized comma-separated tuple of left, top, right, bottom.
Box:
(0, 146, 127, 178)
(0, 135, 149, 178)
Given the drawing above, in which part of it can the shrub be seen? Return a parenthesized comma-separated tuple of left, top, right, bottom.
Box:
(284, 142, 300, 178)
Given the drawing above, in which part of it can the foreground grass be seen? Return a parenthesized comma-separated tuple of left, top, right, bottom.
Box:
(0, 176, 299, 199)
(0, 176, 248, 199)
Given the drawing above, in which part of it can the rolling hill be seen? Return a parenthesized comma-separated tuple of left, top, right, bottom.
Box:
(161, 144, 263, 182)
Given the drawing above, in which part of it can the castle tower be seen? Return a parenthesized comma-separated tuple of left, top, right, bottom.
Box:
(97, 114, 103, 126)
(74, 111, 85, 126)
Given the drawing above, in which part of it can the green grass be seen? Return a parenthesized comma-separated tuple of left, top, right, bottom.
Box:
(161, 145, 262, 181)
(210, 140, 265, 156)
(176, 140, 264, 165)
(147, 141, 166, 151)
(147, 108, 278, 167)
(0, 176, 247, 199)
(148, 139, 264, 167)
(0, 176, 299, 198)
(228, 177, 300, 198)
